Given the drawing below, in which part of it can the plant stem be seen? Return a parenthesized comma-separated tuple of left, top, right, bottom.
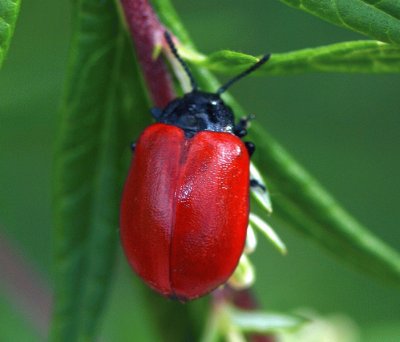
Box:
(119, 0, 175, 107)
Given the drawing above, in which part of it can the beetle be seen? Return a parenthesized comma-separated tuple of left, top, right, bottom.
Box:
(120, 32, 270, 301)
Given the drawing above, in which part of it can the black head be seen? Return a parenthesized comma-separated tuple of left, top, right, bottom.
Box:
(156, 90, 234, 137)
(155, 32, 270, 138)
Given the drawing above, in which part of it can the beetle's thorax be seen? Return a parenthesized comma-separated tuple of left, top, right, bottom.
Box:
(156, 91, 235, 137)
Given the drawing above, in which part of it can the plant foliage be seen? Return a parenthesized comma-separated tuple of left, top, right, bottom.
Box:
(46, 0, 400, 340)
(0, 0, 21, 68)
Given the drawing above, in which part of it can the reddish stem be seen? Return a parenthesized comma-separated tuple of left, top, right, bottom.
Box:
(120, 0, 176, 108)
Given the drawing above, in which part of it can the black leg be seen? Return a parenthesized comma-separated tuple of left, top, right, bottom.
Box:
(131, 142, 136, 152)
(234, 126, 247, 138)
(245, 141, 255, 157)
(234, 114, 255, 138)
(250, 178, 266, 192)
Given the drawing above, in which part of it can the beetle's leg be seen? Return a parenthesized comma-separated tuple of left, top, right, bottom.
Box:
(151, 107, 162, 119)
(131, 142, 136, 152)
(234, 114, 255, 138)
(244, 141, 255, 157)
(250, 178, 266, 192)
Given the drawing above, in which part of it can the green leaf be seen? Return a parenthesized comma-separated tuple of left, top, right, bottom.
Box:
(154, 0, 400, 288)
(229, 308, 306, 334)
(278, 0, 400, 45)
(182, 40, 400, 75)
(50, 0, 150, 341)
(250, 124, 400, 287)
(249, 214, 287, 255)
(0, 0, 21, 68)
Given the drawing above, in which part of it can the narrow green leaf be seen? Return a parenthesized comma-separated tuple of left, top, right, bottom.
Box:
(278, 0, 400, 45)
(50, 0, 150, 341)
(0, 0, 21, 68)
(151, 0, 194, 48)
(229, 308, 306, 334)
(250, 124, 400, 287)
(244, 224, 257, 254)
(154, 0, 400, 288)
(249, 214, 287, 255)
(182, 40, 400, 75)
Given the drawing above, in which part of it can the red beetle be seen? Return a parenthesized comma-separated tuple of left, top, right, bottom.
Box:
(121, 32, 269, 301)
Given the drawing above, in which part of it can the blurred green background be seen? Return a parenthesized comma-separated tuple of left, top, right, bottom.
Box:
(1, 1, 399, 341)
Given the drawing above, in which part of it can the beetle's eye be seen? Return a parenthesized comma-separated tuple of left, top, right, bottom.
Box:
(207, 102, 219, 111)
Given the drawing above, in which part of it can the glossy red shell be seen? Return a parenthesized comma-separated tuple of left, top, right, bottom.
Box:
(120, 123, 250, 300)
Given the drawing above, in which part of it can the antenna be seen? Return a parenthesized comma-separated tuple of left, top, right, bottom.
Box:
(217, 54, 270, 95)
(164, 31, 198, 91)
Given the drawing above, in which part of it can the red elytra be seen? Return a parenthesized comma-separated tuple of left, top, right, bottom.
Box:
(120, 123, 249, 300)
(120, 32, 270, 301)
